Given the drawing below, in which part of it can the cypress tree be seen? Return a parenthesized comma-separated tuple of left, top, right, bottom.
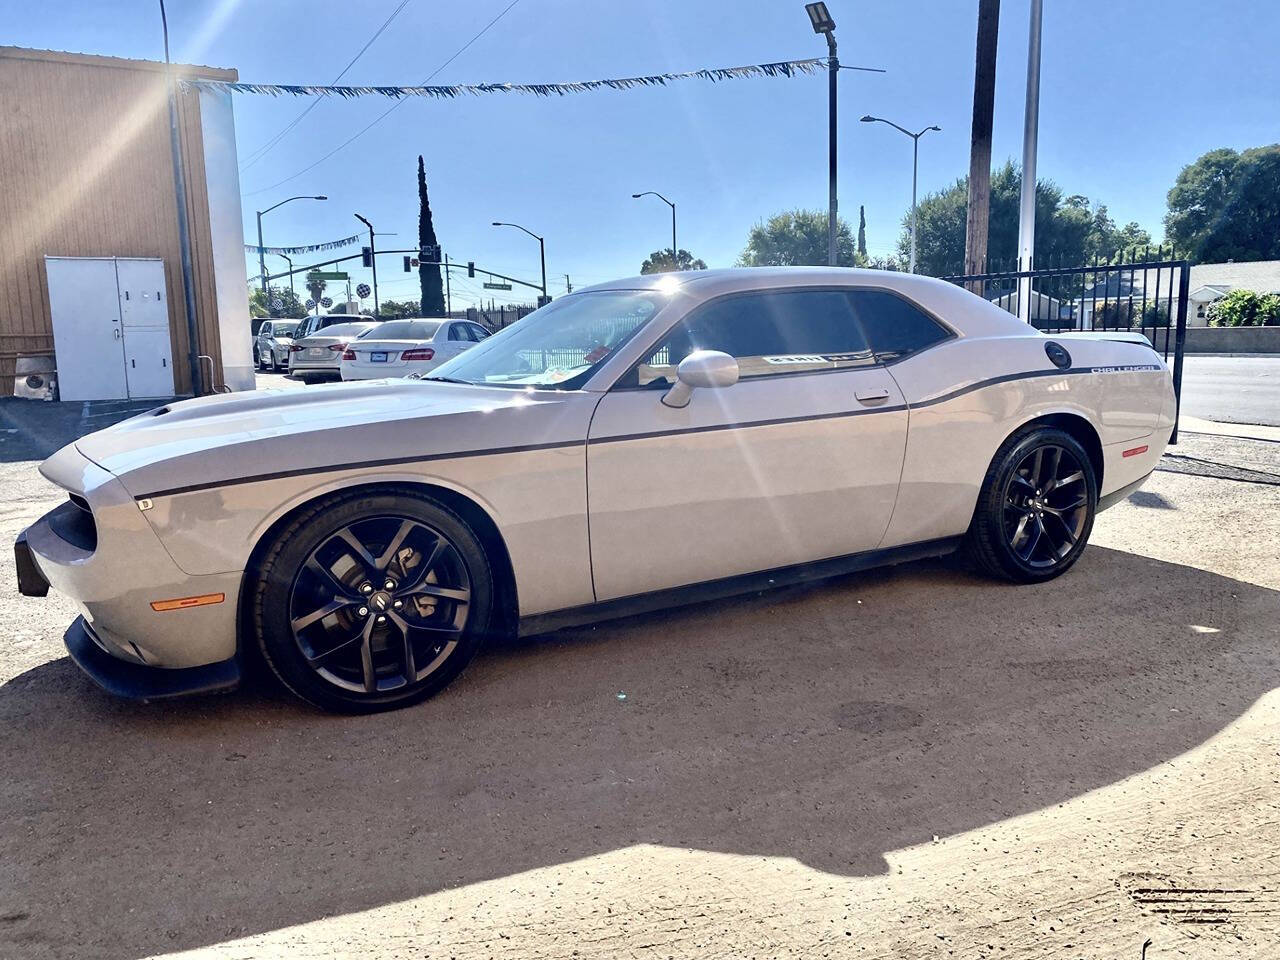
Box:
(418, 155, 445, 314)
(857, 205, 867, 260)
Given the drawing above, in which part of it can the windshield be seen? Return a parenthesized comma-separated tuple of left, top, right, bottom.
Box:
(366, 320, 441, 341)
(426, 291, 665, 388)
(272, 323, 301, 338)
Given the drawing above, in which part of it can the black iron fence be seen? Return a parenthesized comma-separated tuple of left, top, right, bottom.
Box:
(942, 254, 1189, 443)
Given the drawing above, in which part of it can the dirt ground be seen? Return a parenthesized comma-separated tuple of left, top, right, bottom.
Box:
(0, 411, 1277, 960)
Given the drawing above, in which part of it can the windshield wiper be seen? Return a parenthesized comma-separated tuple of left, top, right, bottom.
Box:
(421, 375, 472, 385)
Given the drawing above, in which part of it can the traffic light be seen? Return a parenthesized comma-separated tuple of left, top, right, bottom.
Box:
(467, 261, 475, 278)
(403, 256, 412, 273)
(362, 246, 373, 268)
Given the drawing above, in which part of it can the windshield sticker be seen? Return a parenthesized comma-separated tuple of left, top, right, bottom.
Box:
(584, 345, 611, 364)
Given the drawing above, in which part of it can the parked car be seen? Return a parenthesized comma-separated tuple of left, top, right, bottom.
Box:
(287, 321, 377, 383)
(255, 319, 302, 372)
(295, 313, 374, 339)
(340, 319, 490, 381)
(16, 268, 1175, 713)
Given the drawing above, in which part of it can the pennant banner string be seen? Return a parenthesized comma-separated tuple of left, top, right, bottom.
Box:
(245, 232, 364, 255)
(186, 57, 883, 101)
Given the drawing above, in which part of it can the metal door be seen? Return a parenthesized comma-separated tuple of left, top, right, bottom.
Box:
(116, 259, 175, 398)
(45, 257, 129, 401)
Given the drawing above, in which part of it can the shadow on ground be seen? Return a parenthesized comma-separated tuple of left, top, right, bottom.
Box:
(0, 398, 171, 463)
(1, 546, 1276, 958)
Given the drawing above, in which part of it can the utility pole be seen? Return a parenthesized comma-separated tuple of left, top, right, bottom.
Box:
(964, 0, 1001, 289)
(564, 273, 572, 293)
(278, 253, 294, 296)
(444, 252, 452, 314)
(158, 0, 203, 396)
(354, 213, 379, 314)
(1016, 0, 1043, 323)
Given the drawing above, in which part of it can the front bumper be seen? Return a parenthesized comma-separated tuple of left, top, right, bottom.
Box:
(15, 530, 49, 597)
(65, 616, 239, 700)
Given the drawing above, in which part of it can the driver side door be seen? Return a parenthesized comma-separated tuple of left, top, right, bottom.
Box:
(585, 287, 909, 601)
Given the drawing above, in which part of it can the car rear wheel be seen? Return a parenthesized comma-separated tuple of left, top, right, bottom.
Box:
(250, 489, 494, 712)
(964, 426, 1097, 583)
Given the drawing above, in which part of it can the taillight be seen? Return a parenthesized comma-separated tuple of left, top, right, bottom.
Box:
(327, 342, 347, 352)
(342, 349, 355, 360)
(287, 344, 303, 352)
(401, 348, 434, 361)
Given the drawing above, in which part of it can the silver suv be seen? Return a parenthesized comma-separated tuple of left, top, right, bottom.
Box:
(255, 320, 303, 372)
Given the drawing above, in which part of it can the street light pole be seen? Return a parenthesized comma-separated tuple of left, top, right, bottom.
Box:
(278, 253, 294, 297)
(354, 213, 379, 314)
(631, 191, 677, 266)
(860, 116, 941, 273)
(254, 194, 328, 292)
(491, 221, 547, 304)
(805, 3, 839, 266)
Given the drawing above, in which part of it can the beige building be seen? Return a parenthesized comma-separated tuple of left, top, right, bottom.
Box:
(0, 46, 252, 397)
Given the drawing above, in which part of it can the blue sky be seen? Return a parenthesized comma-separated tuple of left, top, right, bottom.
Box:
(4, 0, 1278, 307)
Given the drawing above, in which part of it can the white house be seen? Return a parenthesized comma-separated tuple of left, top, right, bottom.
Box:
(1186, 260, 1280, 325)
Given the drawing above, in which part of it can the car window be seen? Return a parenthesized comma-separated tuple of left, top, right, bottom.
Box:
(633, 289, 875, 386)
(468, 323, 490, 341)
(260, 322, 272, 337)
(366, 320, 440, 340)
(319, 322, 376, 339)
(849, 290, 950, 361)
(447, 323, 469, 341)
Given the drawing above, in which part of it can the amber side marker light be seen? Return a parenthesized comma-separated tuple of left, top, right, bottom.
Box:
(1122, 445, 1150, 458)
(150, 593, 225, 612)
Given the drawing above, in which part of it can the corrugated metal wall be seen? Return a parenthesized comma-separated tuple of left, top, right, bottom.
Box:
(0, 48, 235, 395)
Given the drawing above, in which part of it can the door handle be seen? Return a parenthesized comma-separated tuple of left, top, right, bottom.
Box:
(855, 388, 891, 405)
(113, 328, 122, 341)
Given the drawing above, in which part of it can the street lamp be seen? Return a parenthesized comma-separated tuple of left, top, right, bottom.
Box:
(491, 221, 547, 304)
(805, 2, 838, 266)
(631, 191, 677, 268)
(255, 195, 327, 293)
(277, 253, 295, 297)
(860, 116, 941, 273)
(354, 213, 378, 314)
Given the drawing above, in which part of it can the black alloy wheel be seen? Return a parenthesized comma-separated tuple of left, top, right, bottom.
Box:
(253, 491, 493, 712)
(965, 427, 1098, 583)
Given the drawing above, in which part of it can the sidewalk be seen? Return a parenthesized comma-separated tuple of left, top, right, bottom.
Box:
(1179, 414, 1280, 443)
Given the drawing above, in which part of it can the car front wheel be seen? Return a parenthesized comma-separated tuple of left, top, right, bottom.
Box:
(964, 426, 1097, 583)
(250, 489, 494, 712)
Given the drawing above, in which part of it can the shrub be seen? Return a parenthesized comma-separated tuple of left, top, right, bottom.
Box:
(1205, 288, 1280, 326)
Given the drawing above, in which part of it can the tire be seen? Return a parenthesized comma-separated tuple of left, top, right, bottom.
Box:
(252, 346, 261, 368)
(964, 426, 1098, 584)
(250, 488, 494, 712)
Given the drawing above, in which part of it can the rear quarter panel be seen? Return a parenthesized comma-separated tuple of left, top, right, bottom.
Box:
(881, 333, 1172, 548)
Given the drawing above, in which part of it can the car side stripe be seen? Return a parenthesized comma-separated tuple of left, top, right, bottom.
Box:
(132, 364, 1161, 501)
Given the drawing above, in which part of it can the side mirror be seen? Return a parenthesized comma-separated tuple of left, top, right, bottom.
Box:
(662, 349, 739, 408)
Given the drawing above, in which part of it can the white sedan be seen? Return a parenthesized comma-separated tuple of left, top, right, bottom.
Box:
(339, 318, 490, 381)
(16, 268, 1175, 713)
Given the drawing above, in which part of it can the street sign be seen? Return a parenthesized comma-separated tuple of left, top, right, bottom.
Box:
(309, 271, 349, 281)
(483, 281, 513, 291)
(420, 244, 441, 260)
(356, 283, 371, 298)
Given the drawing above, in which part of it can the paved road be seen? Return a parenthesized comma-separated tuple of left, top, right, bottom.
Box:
(1179, 355, 1280, 426)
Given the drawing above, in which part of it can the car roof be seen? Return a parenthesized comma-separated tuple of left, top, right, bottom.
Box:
(572, 266, 1028, 340)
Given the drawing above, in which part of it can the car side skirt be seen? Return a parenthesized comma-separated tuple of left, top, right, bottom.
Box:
(517, 536, 963, 638)
(1097, 470, 1155, 513)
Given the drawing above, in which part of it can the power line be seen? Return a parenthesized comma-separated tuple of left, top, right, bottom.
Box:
(239, 0, 413, 172)
(242, 0, 524, 197)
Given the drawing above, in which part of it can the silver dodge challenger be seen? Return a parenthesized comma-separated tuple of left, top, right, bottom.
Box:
(16, 268, 1175, 712)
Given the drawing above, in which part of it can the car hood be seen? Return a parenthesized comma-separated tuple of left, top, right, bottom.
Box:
(70, 379, 593, 498)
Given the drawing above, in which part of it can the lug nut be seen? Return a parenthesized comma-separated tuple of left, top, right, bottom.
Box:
(361, 583, 373, 595)
(393, 599, 402, 610)
(358, 606, 368, 617)
(384, 579, 396, 590)
(376, 615, 386, 623)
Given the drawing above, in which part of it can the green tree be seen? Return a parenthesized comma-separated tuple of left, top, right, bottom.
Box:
(1206, 289, 1280, 327)
(377, 299, 422, 320)
(857, 205, 867, 259)
(417, 155, 446, 314)
(305, 272, 327, 313)
(738, 210, 860, 267)
(249, 286, 307, 319)
(640, 248, 708, 274)
(1166, 145, 1280, 263)
(903, 162, 1156, 276)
